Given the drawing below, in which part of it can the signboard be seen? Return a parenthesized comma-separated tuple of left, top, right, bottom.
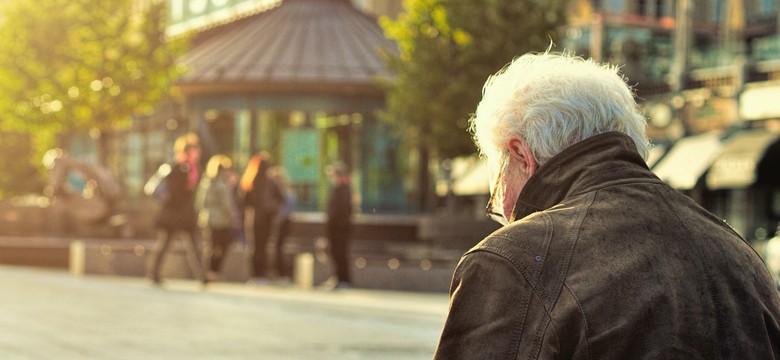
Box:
(167, 0, 281, 36)
(282, 129, 320, 183)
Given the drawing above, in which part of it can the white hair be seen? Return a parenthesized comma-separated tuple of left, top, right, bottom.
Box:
(470, 51, 650, 169)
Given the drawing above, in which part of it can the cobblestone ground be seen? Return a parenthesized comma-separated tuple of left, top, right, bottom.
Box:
(0, 266, 449, 360)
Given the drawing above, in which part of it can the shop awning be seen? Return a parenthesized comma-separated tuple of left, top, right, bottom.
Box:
(740, 82, 780, 121)
(435, 156, 489, 196)
(652, 133, 723, 190)
(706, 129, 780, 190)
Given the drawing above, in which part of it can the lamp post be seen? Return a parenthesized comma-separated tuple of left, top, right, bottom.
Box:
(668, 0, 693, 137)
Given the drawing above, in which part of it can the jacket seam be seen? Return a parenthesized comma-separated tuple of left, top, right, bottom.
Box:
(563, 281, 592, 360)
(469, 243, 552, 360)
(656, 187, 730, 358)
(568, 177, 665, 199)
(474, 192, 595, 360)
(531, 191, 595, 359)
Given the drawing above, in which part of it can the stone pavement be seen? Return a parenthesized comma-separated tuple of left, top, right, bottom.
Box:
(0, 266, 450, 360)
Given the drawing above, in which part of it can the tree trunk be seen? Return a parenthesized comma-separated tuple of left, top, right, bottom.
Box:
(418, 142, 431, 212)
(97, 131, 110, 167)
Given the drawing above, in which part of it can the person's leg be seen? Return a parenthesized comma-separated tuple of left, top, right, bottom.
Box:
(328, 224, 351, 285)
(252, 214, 271, 279)
(340, 231, 352, 284)
(148, 230, 174, 283)
(202, 228, 215, 272)
(211, 227, 231, 273)
(275, 218, 290, 277)
(333, 236, 351, 284)
(183, 228, 206, 282)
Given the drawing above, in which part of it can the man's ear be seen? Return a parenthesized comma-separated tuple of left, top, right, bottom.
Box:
(507, 138, 538, 175)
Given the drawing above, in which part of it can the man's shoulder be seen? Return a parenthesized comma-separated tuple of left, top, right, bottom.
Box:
(467, 212, 554, 265)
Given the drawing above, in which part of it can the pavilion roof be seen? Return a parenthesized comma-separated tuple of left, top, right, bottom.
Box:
(177, 0, 397, 97)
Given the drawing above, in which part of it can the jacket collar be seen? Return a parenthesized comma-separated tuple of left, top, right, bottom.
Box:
(510, 132, 659, 221)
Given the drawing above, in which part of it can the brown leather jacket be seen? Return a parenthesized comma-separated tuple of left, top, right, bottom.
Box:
(435, 132, 780, 359)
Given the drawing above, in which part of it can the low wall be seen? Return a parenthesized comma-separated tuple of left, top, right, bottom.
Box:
(0, 205, 499, 292)
(0, 236, 457, 292)
(0, 237, 69, 268)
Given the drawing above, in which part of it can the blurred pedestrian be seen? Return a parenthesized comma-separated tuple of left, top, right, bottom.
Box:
(434, 51, 780, 358)
(147, 132, 207, 286)
(241, 152, 285, 285)
(269, 166, 296, 280)
(324, 162, 353, 289)
(195, 154, 240, 282)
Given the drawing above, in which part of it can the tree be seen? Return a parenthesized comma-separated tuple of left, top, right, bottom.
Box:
(0, 0, 186, 167)
(379, 0, 566, 209)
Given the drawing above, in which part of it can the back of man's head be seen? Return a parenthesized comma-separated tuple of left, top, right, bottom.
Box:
(470, 51, 650, 170)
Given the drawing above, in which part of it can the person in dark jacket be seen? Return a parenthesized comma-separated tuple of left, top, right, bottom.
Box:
(324, 162, 353, 289)
(434, 51, 780, 359)
(269, 166, 296, 280)
(242, 152, 285, 285)
(147, 132, 207, 285)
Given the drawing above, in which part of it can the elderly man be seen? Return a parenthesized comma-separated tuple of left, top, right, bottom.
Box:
(434, 52, 780, 359)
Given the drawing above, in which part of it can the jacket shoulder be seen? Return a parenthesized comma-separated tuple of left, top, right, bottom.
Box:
(468, 212, 554, 278)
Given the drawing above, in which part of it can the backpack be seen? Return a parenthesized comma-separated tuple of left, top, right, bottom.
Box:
(143, 163, 172, 203)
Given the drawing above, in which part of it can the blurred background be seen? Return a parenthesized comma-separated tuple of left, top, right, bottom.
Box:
(0, 0, 778, 288)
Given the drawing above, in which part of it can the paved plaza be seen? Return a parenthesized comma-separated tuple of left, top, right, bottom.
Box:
(0, 266, 450, 359)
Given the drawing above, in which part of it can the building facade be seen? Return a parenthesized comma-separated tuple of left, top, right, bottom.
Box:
(563, 0, 780, 241)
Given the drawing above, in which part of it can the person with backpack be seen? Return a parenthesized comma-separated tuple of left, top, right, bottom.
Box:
(195, 154, 240, 282)
(146, 132, 208, 286)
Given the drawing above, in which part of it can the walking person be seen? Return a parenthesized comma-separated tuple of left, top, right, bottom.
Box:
(324, 162, 353, 289)
(434, 51, 780, 358)
(195, 154, 240, 282)
(269, 166, 296, 280)
(241, 152, 285, 285)
(147, 132, 207, 286)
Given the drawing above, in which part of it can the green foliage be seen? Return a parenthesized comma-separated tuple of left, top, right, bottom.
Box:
(0, 0, 186, 161)
(379, 0, 566, 159)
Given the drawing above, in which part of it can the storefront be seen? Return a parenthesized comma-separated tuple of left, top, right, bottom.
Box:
(704, 128, 780, 240)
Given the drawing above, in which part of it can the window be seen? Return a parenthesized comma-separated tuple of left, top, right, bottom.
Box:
(655, 0, 665, 17)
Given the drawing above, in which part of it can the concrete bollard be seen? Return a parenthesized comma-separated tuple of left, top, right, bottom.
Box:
(69, 240, 86, 276)
(294, 252, 315, 289)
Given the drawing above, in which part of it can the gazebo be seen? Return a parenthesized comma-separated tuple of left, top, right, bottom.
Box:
(177, 0, 406, 212)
